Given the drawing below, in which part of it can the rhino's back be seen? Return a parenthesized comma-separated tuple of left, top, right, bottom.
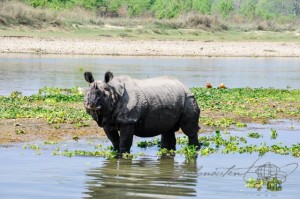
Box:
(133, 76, 188, 136)
(134, 76, 187, 107)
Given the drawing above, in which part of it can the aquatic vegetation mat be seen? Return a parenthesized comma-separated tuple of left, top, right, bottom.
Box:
(1, 87, 299, 129)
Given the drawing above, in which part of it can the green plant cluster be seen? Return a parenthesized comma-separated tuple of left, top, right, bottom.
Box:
(206, 131, 300, 157)
(1, 87, 299, 129)
(192, 87, 300, 128)
(23, 0, 300, 19)
(246, 177, 282, 191)
(51, 145, 145, 159)
(139, 131, 300, 159)
(22, 129, 300, 161)
(248, 132, 262, 138)
(137, 138, 161, 148)
(52, 148, 118, 159)
(0, 87, 90, 127)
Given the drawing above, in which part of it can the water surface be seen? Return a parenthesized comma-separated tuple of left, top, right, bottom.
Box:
(0, 120, 299, 199)
(0, 54, 299, 96)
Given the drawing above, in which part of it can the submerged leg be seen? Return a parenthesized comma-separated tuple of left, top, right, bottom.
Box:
(119, 125, 135, 154)
(103, 126, 120, 151)
(161, 131, 176, 150)
(180, 96, 202, 149)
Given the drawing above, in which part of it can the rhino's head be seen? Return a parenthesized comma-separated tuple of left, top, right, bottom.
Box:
(84, 71, 123, 120)
(84, 71, 112, 115)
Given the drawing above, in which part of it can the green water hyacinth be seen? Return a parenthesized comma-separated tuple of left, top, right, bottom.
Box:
(1, 87, 300, 128)
(246, 177, 282, 191)
(137, 138, 161, 148)
(271, 128, 278, 139)
(248, 132, 262, 138)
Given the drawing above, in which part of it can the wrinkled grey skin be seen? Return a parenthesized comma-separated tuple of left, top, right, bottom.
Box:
(84, 71, 201, 155)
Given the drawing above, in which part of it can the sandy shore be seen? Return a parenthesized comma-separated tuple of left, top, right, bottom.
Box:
(1, 36, 300, 57)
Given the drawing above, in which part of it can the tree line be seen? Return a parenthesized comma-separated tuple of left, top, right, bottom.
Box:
(23, 0, 300, 20)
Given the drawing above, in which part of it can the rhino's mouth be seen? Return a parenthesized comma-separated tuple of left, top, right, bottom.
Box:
(85, 105, 101, 111)
(89, 109, 104, 127)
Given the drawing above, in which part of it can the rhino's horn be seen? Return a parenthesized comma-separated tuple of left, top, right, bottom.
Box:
(84, 72, 94, 83)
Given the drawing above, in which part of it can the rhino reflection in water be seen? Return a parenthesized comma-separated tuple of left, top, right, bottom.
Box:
(84, 71, 201, 155)
(84, 158, 198, 198)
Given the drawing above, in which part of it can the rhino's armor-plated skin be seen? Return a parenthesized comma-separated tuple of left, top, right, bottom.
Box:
(84, 72, 201, 154)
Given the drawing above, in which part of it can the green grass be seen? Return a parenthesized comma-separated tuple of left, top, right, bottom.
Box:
(0, 87, 90, 128)
(1, 1, 299, 42)
(192, 87, 300, 127)
(1, 87, 300, 128)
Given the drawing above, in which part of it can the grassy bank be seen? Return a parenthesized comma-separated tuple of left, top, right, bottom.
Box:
(1, 1, 300, 42)
(1, 87, 299, 129)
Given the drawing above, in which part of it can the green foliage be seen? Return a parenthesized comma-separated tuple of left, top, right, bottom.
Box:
(1, 87, 300, 130)
(151, 0, 183, 19)
(191, 0, 212, 14)
(15, 129, 26, 135)
(176, 145, 198, 159)
(246, 177, 282, 191)
(127, 0, 151, 17)
(192, 88, 300, 127)
(219, 0, 235, 17)
(21, 128, 300, 161)
(270, 128, 278, 139)
(0, 87, 90, 127)
(103, 0, 123, 15)
(137, 138, 161, 148)
(25, 0, 105, 10)
(19, 0, 300, 22)
(239, 0, 258, 19)
(248, 132, 262, 138)
(157, 148, 176, 157)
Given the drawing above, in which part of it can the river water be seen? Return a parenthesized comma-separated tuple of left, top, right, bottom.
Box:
(0, 54, 299, 96)
(0, 120, 300, 199)
(0, 54, 300, 198)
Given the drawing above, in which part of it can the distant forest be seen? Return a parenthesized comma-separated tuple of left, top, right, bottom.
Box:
(22, 0, 300, 20)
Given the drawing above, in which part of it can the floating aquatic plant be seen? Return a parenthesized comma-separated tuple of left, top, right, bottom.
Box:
(246, 177, 282, 191)
(137, 138, 161, 148)
(248, 132, 262, 138)
(270, 128, 278, 139)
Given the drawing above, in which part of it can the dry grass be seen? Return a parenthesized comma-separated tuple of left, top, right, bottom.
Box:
(0, 1, 103, 28)
(0, 1, 299, 32)
(0, 1, 61, 27)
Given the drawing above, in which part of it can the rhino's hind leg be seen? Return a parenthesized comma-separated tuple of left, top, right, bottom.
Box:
(180, 121, 201, 149)
(161, 131, 176, 150)
(180, 97, 202, 149)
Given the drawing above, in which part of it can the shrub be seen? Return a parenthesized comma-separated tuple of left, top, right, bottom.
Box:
(219, 0, 235, 17)
(191, 0, 212, 14)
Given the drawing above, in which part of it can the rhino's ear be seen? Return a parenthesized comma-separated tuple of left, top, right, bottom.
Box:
(104, 71, 113, 83)
(84, 72, 94, 83)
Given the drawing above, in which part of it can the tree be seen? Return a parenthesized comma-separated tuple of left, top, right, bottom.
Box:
(219, 0, 235, 17)
(191, 0, 212, 14)
(294, 0, 300, 16)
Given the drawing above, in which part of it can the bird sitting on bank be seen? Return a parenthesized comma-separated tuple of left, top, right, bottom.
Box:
(219, 83, 227, 89)
(206, 82, 212, 88)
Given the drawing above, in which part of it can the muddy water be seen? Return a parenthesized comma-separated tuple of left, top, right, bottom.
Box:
(0, 54, 300, 96)
(0, 120, 299, 199)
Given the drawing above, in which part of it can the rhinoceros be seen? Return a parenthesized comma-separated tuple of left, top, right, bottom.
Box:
(84, 71, 201, 155)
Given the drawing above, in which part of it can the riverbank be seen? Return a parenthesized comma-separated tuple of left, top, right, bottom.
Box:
(1, 35, 300, 57)
(1, 87, 299, 144)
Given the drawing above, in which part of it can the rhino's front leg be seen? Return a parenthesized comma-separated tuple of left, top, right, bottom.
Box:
(119, 125, 135, 154)
(103, 126, 120, 151)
